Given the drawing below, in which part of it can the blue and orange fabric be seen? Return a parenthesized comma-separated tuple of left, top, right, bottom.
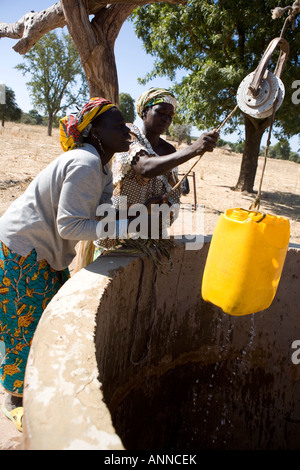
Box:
(0, 242, 69, 395)
(59, 97, 115, 152)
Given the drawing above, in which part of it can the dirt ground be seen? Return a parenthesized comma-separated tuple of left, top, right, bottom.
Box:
(0, 122, 299, 449)
(0, 122, 299, 244)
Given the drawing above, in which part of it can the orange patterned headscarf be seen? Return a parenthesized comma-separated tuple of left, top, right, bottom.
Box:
(59, 97, 115, 152)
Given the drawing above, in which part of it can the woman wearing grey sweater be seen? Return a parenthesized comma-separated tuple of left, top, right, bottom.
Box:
(0, 95, 217, 432)
(0, 97, 132, 431)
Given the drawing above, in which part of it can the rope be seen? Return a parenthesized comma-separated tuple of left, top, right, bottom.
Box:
(165, 105, 239, 198)
(248, 3, 299, 210)
(165, 4, 299, 203)
(248, 92, 279, 211)
(102, 238, 175, 274)
(164, 94, 279, 213)
(272, 1, 300, 35)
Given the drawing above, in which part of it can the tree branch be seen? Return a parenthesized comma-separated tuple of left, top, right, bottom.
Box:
(0, 3, 65, 55)
(0, 0, 187, 55)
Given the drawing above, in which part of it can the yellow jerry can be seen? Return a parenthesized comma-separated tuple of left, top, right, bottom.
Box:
(201, 208, 290, 316)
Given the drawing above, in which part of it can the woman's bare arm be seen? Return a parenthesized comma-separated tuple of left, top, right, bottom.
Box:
(132, 130, 219, 178)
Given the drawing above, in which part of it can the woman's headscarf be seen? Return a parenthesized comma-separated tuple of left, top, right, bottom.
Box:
(59, 97, 116, 152)
(136, 87, 177, 118)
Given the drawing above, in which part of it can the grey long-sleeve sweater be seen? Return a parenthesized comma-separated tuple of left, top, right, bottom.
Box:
(0, 144, 113, 271)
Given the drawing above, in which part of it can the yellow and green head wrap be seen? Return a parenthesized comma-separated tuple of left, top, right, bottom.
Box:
(59, 97, 116, 152)
(136, 87, 177, 118)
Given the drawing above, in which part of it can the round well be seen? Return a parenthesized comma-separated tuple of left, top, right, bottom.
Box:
(23, 240, 300, 450)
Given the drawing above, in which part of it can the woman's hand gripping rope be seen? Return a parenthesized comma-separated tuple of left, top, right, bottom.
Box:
(164, 105, 239, 199)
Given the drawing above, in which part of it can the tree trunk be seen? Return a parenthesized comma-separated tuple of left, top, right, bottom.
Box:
(47, 113, 53, 136)
(0, 0, 186, 102)
(235, 114, 270, 193)
(61, 1, 136, 103)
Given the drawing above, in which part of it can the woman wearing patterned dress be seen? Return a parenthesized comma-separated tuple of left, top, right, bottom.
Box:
(93, 87, 218, 255)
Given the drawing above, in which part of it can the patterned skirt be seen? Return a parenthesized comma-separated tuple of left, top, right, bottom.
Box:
(0, 241, 70, 396)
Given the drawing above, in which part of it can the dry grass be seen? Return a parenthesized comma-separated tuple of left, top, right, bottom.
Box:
(179, 147, 300, 244)
(0, 122, 61, 214)
(0, 122, 299, 245)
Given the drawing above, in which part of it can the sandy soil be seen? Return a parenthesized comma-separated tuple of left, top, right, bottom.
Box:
(0, 122, 299, 449)
(179, 144, 300, 246)
(0, 122, 299, 243)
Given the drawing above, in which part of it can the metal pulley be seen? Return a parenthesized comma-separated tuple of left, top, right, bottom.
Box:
(237, 69, 285, 119)
(236, 37, 290, 119)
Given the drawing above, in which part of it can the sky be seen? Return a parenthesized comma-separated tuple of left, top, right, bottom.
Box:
(0, 0, 299, 151)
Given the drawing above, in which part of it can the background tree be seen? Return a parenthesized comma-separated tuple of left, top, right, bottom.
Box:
(169, 123, 191, 145)
(131, 0, 300, 192)
(16, 31, 89, 136)
(272, 139, 292, 160)
(21, 110, 44, 126)
(267, 138, 300, 161)
(28, 110, 43, 126)
(0, 0, 185, 105)
(0, 86, 22, 127)
(119, 93, 136, 123)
